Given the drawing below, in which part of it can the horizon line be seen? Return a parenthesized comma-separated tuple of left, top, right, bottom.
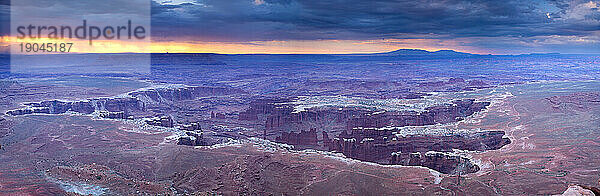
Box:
(2, 50, 599, 56)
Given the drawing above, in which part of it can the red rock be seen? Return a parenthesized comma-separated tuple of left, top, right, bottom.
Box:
(275, 128, 318, 146)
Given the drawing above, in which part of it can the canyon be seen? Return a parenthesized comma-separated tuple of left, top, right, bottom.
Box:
(6, 85, 508, 175)
(2, 53, 597, 195)
(237, 98, 508, 174)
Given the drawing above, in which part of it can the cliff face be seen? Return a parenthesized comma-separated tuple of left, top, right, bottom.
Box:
(6, 97, 144, 116)
(326, 129, 510, 174)
(339, 129, 509, 152)
(240, 99, 489, 134)
(275, 128, 318, 146)
(558, 185, 600, 196)
(130, 86, 244, 103)
(238, 98, 294, 122)
(146, 116, 174, 128)
(242, 98, 499, 169)
(6, 86, 243, 117)
(266, 108, 372, 130)
(236, 98, 502, 174)
(239, 98, 371, 130)
(347, 99, 490, 130)
(390, 152, 480, 174)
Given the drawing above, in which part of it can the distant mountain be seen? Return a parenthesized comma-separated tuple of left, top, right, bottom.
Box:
(380, 49, 432, 55)
(372, 49, 477, 57)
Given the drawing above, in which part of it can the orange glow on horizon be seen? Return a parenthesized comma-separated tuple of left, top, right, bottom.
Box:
(0, 36, 490, 54)
(3, 36, 152, 54)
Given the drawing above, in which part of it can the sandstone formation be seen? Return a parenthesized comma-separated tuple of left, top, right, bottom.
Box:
(238, 98, 292, 121)
(326, 129, 509, 174)
(146, 116, 174, 128)
(558, 185, 598, 196)
(6, 86, 243, 117)
(177, 130, 207, 146)
(235, 97, 501, 174)
(275, 128, 318, 146)
(130, 86, 244, 103)
(240, 99, 489, 132)
(390, 152, 479, 174)
(239, 98, 370, 130)
(346, 99, 490, 130)
(6, 97, 144, 116)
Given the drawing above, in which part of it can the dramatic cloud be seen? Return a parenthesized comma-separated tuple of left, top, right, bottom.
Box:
(147, 0, 600, 53)
(2, 0, 599, 54)
(0, 0, 8, 37)
(151, 1, 597, 37)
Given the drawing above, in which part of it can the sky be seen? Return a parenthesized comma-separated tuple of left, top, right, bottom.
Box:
(1, 0, 600, 54)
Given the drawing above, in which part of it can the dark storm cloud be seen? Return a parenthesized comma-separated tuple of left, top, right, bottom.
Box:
(151, 0, 600, 43)
(2, 0, 151, 36)
(13, 0, 149, 15)
(1, 0, 598, 53)
(0, 0, 8, 36)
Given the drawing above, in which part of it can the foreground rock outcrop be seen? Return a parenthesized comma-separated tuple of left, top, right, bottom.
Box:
(557, 185, 600, 196)
(171, 154, 321, 195)
(47, 164, 171, 195)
